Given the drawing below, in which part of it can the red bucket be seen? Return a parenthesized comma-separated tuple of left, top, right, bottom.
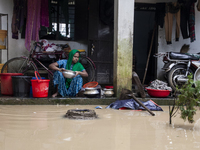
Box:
(0, 73, 23, 95)
(31, 71, 50, 98)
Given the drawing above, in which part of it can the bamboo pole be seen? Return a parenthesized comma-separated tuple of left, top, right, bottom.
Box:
(142, 23, 157, 85)
(128, 93, 155, 116)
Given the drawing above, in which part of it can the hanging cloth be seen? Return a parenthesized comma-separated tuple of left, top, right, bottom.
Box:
(25, 0, 41, 51)
(40, 0, 49, 27)
(164, 2, 181, 44)
(189, 3, 196, 42)
(178, 0, 197, 41)
(11, 0, 19, 39)
(11, 0, 27, 39)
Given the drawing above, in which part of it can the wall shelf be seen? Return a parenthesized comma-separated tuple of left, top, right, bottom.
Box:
(0, 13, 8, 63)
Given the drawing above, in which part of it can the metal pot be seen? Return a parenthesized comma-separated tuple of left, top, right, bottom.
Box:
(103, 88, 114, 97)
(62, 70, 76, 79)
(84, 88, 99, 98)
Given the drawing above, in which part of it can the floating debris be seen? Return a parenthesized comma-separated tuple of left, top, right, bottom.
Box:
(95, 106, 102, 109)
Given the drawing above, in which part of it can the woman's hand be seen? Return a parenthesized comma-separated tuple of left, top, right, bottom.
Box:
(74, 70, 88, 77)
(49, 62, 64, 72)
(75, 71, 79, 77)
(59, 68, 65, 72)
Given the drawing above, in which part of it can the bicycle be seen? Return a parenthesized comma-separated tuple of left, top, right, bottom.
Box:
(1, 42, 96, 91)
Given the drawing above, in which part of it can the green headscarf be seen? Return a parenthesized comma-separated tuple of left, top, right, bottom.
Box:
(65, 49, 84, 88)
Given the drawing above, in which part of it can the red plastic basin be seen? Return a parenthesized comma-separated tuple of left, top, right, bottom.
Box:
(146, 88, 171, 98)
(105, 86, 113, 89)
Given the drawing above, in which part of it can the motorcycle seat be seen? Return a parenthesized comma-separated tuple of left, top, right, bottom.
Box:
(169, 52, 199, 60)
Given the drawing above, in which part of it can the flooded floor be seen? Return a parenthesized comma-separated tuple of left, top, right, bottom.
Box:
(0, 105, 200, 150)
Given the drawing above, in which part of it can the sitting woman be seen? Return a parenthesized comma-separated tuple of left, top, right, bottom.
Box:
(49, 49, 88, 97)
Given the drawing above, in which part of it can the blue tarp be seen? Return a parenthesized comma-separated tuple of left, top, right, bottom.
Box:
(106, 99, 163, 111)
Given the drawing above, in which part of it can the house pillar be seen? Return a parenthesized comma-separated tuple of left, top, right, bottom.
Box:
(113, 0, 135, 98)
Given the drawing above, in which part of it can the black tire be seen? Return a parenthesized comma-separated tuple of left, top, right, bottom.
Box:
(79, 57, 95, 85)
(167, 64, 194, 91)
(1, 57, 38, 76)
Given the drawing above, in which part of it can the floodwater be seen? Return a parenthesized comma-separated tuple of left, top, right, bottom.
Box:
(0, 105, 200, 150)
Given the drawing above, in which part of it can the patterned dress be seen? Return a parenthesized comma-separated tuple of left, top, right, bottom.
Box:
(53, 59, 84, 97)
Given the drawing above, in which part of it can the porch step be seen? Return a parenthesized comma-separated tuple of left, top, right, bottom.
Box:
(0, 96, 175, 106)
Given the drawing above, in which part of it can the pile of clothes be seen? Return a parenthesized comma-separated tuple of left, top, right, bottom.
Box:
(35, 39, 62, 59)
(146, 79, 172, 91)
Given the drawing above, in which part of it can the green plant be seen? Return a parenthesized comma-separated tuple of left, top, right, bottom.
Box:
(176, 74, 200, 123)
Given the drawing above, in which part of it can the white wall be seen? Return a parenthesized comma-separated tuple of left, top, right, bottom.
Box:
(0, 0, 88, 64)
(157, 2, 200, 80)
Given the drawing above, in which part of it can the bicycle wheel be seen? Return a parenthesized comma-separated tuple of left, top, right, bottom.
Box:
(79, 57, 95, 85)
(1, 57, 38, 76)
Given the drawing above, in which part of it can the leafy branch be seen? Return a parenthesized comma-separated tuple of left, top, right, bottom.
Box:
(176, 74, 200, 123)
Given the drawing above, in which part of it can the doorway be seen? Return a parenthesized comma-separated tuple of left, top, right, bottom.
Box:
(87, 0, 114, 85)
(133, 8, 157, 85)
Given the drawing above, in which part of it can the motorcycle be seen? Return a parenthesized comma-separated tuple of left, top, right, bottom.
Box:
(155, 52, 200, 91)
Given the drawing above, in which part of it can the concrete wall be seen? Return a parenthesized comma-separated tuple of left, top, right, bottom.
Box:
(0, 0, 87, 64)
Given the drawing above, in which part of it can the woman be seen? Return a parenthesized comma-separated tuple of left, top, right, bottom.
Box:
(49, 49, 88, 97)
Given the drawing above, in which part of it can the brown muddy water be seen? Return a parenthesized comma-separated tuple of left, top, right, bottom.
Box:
(0, 105, 200, 150)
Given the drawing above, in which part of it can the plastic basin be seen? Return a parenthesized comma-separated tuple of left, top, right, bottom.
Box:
(146, 88, 171, 98)
(105, 86, 113, 89)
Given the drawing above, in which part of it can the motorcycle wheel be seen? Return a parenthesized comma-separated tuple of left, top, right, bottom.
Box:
(167, 64, 194, 91)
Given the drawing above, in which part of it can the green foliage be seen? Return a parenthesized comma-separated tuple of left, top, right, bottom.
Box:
(176, 74, 200, 123)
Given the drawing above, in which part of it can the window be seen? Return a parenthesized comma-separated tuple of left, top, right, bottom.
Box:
(39, 0, 75, 40)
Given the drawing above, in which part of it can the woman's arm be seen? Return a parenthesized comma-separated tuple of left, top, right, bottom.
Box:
(49, 61, 88, 77)
(49, 62, 65, 72)
(75, 70, 88, 77)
